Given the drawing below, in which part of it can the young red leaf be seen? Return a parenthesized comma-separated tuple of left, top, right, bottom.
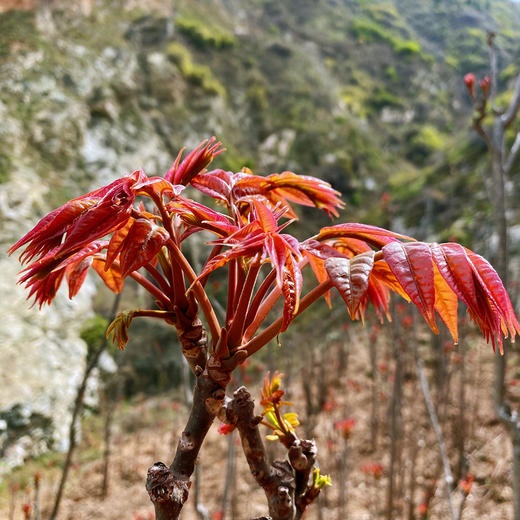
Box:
(280, 253, 303, 331)
(9, 198, 97, 264)
(105, 218, 135, 270)
(325, 251, 375, 320)
(165, 137, 225, 185)
(304, 252, 332, 307)
(23, 264, 66, 308)
(431, 243, 507, 351)
(232, 171, 344, 217)
(54, 240, 109, 299)
(464, 248, 520, 342)
(133, 176, 184, 198)
(265, 233, 289, 287)
(118, 219, 168, 276)
(317, 223, 413, 249)
(51, 240, 108, 272)
(196, 239, 264, 282)
(365, 276, 391, 323)
(251, 198, 278, 234)
(190, 169, 232, 201)
(57, 179, 136, 258)
(383, 242, 438, 332)
(270, 171, 344, 216)
(300, 239, 349, 261)
(431, 243, 476, 309)
(17, 241, 109, 307)
(371, 261, 411, 303)
(8, 173, 145, 263)
(66, 257, 93, 298)
(169, 198, 237, 238)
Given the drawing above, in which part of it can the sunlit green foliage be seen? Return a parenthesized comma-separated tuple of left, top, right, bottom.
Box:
(166, 42, 225, 96)
(176, 16, 236, 50)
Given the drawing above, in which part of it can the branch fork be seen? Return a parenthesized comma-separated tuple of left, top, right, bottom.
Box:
(220, 386, 323, 520)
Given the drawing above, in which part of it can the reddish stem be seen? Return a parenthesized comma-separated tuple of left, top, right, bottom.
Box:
(244, 279, 333, 357)
(243, 284, 282, 342)
(244, 268, 277, 327)
(157, 250, 178, 303)
(165, 241, 189, 309)
(168, 239, 221, 344)
(153, 193, 188, 308)
(145, 264, 172, 296)
(129, 271, 172, 308)
(199, 244, 223, 288)
(244, 258, 309, 341)
(132, 309, 177, 320)
(226, 259, 238, 325)
(227, 260, 262, 348)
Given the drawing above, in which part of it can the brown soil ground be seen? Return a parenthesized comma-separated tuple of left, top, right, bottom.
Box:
(1, 327, 518, 520)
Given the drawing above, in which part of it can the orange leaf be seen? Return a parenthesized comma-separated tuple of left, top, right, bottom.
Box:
(305, 252, 331, 307)
(92, 258, 125, 293)
(371, 261, 411, 302)
(433, 263, 458, 344)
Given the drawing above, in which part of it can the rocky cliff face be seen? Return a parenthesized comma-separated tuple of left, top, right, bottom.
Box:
(0, 1, 249, 473)
(0, 5, 176, 473)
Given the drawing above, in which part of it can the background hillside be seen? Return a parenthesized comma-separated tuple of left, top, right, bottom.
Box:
(0, 0, 519, 518)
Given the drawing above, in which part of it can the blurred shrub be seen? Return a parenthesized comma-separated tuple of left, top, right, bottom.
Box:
(0, 10, 37, 59)
(350, 19, 394, 44)
(176, 16, 236, 50)
(80, 315, 109, 361)
(407, 125, 446, 163)
(367, 88, 404, 111)
(166, 42, 225, 96)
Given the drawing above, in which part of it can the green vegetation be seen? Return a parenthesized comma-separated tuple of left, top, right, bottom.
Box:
(166, 42, 225, 96)
(0, 153, 11, 183)
(350, 18, 394, 44)
(393, 39, 421, 56)
(176, 16, 236, 50)
(367, 87, 405, 111)
(0, 9, 37, 59)
(81, 315, 110, 360)
(349, 18, 429, 61)
(412, 125, 446, 152)
(406, 125, 447, 164)
(500, 63, 519, 83)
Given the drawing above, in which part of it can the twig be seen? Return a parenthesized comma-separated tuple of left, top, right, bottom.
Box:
(194, 465, 209, 520)
(416, 356, 457, 520)
(220, 386, 321, 520)
(501, 69, 520, 128)
(220, 431, 236, 520)
(504, 131, 520, 174)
